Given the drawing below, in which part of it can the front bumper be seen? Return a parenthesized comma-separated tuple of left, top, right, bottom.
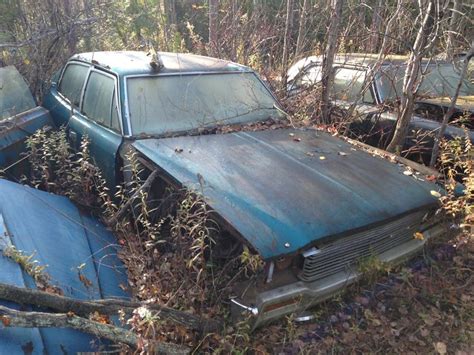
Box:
(231, 223, 446, 328)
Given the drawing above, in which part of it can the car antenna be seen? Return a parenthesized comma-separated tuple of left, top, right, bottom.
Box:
(146, 43, 163, 72)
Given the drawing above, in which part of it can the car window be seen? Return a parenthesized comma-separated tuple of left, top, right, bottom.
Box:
(0, 66, 36, 120)
(333, 68, 374, 103)
(58, 63, 89, 107)
(376, 63, 474, 101)
(82, 71, 115, 128)
(127, 72, 282, 136)
(294, 64, 322, 88)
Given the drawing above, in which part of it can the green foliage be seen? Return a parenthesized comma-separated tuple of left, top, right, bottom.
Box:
(357, 253, 392, 285)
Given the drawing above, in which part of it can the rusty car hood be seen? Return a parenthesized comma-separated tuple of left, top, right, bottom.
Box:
(417, 96, 474, 112)
(133, 128, 441, 260)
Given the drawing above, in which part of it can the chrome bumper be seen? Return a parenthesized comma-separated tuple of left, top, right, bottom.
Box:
(231, 223, 445, 328)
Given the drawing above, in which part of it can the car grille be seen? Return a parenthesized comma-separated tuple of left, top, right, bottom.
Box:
(299, 210, 428, 282)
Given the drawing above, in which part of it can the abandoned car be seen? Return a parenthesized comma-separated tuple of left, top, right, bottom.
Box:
(287, 54, 473, 162)
(0, 179, 128, 352)
(43, 51, 446, 326)
(0, 66, 54, 178)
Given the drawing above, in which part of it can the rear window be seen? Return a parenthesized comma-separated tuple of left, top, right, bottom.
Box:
(333, 67, 374, 103)
(0, 66, 36, 120)
(82, 71, 118, 130)
(59, 63, 89, 107)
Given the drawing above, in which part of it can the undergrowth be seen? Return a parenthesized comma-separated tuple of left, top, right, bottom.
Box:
(19, 126, 473, 353)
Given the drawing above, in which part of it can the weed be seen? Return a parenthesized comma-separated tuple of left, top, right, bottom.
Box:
(2, 245, 61, 293)
(357, 254, 392, 285)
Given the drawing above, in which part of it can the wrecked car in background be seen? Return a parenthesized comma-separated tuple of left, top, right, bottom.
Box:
(0, 66, 54, 178)
(0, 179, 128, 353)
(44, 51, 446, 327)
(287, 54, 473, 163)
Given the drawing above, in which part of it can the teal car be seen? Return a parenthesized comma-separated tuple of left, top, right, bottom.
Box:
(44, 52, 447, 327)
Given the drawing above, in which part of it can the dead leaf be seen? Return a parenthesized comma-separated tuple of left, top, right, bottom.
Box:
(403, 170, 413, 176)
(293, 137, 301, 142)
(78, 272, 93, 288)
(420, 328, 429, 337)
(430, 190, 441, 198)
(426, 175, 437, 181)
(414, 232, 424, 240)
(1, 316, 11, 326)
(435, 342, 447, 354)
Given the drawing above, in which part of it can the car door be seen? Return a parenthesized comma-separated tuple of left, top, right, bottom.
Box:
(43, 62, 90, 128)
(69, 69, 123, 187)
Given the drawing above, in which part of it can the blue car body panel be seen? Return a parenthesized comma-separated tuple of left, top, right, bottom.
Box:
(0, 179, 128, 354)
(133, 128, 441, 260)
(0, 107, 53, 173)
(0, 66, 54, 177)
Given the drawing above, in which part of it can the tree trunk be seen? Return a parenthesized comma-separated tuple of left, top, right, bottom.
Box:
(367, 0, 383, 53)
(281, 0, 295, 89)
(430, 42, 473, 166)
(208, 0, 219, 57)
(295, 0, 310, 58)
(445, 0, 461, 59)
(386, 0, 436, 153)
(320, 0, 344, 123)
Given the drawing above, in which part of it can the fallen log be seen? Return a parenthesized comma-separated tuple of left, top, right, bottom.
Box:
(0, 305, 189, 354)
(0, 282, 221, 332)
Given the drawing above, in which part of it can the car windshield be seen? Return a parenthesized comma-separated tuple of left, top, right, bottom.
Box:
(126, 72, 283, 136)
(376, 63, 474, 101)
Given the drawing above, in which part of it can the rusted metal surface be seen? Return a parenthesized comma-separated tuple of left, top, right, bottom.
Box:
(133, 128, 442, 260)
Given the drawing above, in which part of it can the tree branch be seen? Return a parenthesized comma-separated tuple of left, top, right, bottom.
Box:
(0, 305, 189, 354)
(0, 282, 221, 332)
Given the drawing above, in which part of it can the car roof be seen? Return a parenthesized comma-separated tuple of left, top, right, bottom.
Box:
(70, 51, 251, 76)
(293, 53, 451, 69)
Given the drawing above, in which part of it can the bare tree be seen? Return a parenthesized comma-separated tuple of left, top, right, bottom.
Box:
(386, 0, 443, 153)
(430, 41, 473, 166)
(208, 0, 219, 57)
(320, 0, 344, 123)
(281, 0, 295, 89)
(295, 0, 310, 58)
(368, 0, 383, 53)
(445, 0, 461, 59)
